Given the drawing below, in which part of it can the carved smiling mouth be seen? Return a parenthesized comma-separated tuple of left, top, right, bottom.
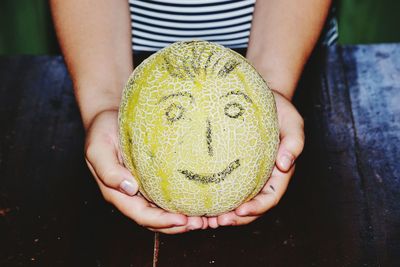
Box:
(178, 159, 240, 184)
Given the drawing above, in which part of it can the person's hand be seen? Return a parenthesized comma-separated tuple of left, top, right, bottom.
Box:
(207, 91, 304, 228)
(84, 110, 208, 234)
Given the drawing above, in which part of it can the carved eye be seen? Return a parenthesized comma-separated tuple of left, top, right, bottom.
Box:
(224, 102, 244, 119)
(165, 103, 185, 122)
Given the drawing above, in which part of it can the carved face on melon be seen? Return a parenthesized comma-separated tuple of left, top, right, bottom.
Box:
(119, 41, 279, 216)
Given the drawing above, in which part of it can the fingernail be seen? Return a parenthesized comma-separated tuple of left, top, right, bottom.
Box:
(120, 180, 137, 196)
(279, 154, 293, 170)
(236, 209, 247, 216)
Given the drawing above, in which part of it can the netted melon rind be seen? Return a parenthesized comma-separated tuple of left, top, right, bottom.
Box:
(119, 41, 279, 216)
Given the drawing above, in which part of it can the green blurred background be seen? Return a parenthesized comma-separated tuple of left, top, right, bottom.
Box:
(1, 0, 399, 55)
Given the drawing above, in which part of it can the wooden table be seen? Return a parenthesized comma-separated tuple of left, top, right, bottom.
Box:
(1, 44, 399, 266)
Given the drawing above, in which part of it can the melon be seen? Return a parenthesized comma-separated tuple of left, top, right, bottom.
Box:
(118, 41, 279, 216)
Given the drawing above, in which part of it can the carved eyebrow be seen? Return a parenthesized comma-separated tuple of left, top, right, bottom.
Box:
(159, 91, 194, 103)
(220, 90, 253, 103)
(217, 59, 240, 77)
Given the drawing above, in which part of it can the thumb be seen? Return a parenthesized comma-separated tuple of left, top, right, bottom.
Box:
(276, 107, 305, 172)
(85, 137, 139, 196)
(85, 111, 139, 196)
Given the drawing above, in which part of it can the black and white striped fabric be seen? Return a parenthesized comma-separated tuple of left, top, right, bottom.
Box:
(129, 0, 256, 51)
(129, 0, 338, 52)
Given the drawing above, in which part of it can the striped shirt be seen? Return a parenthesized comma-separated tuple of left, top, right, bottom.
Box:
(129, 0, 338, 52)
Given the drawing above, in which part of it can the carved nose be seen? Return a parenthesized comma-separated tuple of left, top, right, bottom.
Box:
(206, 118, 213, 157)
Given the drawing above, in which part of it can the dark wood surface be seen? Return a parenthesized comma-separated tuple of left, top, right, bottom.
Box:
(1, 44, 399, 266)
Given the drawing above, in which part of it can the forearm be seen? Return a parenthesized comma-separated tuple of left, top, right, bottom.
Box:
(50, 0, 133, 129)
(247, 0, 332, 100)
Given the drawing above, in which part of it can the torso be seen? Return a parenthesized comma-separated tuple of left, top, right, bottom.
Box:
(129, 0, 256, 51)
(129, 0, 338, 52)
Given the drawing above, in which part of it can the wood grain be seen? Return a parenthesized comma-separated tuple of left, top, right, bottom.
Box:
(0, 44, 399, 266)
(156, 45, 400, 266)
(0, 56, 154, 267)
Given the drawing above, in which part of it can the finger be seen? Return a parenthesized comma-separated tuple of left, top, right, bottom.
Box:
(92, 173, 187, 228)
(235, 166, 295, 216)
(217, 211, 259, 226)
(202, 217, 209, 229)
(149, 217, 204, 234)
(208, 217, 219, 229)
(276, 110, 304, 172)
(85, 135, 138, 196)
(112, 194, 187, 229)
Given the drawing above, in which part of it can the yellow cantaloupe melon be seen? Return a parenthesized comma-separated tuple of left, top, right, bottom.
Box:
(119, 41, 279, 216)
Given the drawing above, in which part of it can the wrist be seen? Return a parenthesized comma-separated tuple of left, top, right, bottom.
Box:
(74, 83, 123, 130)
(266, 81, 296, 102)
(260, 70, 297, 101)
(246, 59, 299, 102)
